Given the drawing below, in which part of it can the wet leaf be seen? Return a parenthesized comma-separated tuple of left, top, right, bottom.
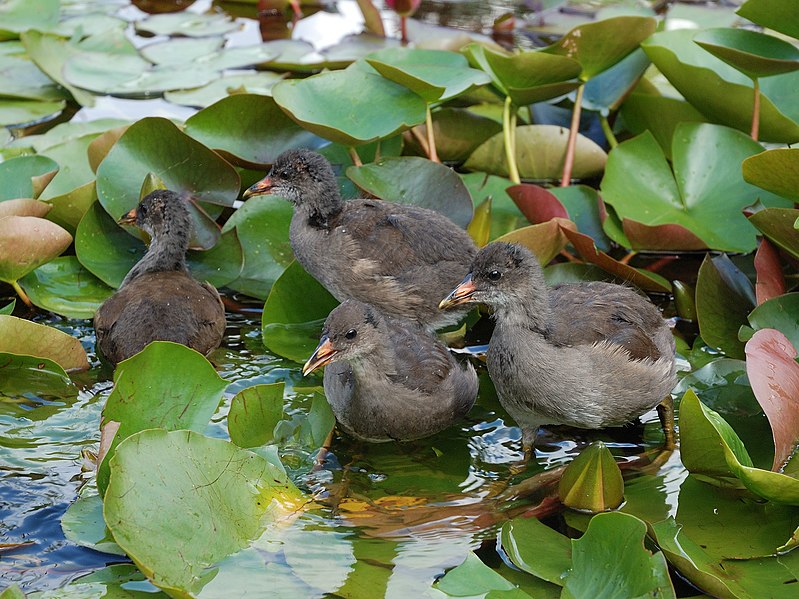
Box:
(44, 181, 97, 235)
(745, 329, 799, 472)
(496, 219, 573, 266)
(464, 125, 607, 182)
(0, 352, 77, 399)
(436, 552, 519, 597)
(694, 28, 799, 80)
(61, 493, 125, 556)
(184, 94, 322, 169)
(737, 0, 799, 40)
(366, 47, 490, 103)
(542, 16, 657, 81)
(347, 156, 474, 228)
(164, 72, 285, 108)
(221, 195, 294, 299)
(0, 155, 58, 201)
(564, 512, 675, 599)
(0, 315, 89, 372)
(753, 239, 785, 305)
(0, 215, 72, 283)
(748, 293, 799, 351)
(19, 256, 114, 319)
(642, 29, 799, 143)
(0, 99, 65, 127)
(742, 148, 799, 201)
(695, 254, 754, 360)
(272, 64, 427, 146)
(602, 124, 790, 253)
(228, 383, 285, 448)
(104, 429, 303, 596)
(96, 117, 240, 220)
(500, 517, 571, 585)
(559, 441, 624, 513)
(748, 208, 799, 261)
(0, 198, 50, 219)
(262, 260, 339, 363)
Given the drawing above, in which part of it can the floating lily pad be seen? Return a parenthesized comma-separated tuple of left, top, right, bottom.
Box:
(0, 0, 59, 38)
(436, 552, 518, 597)
(61, 494, 125, 556)
(272, 64, 427, 146)
(228, 383, 285, 448)
(11, 118, 128, 153)
(346, 157, 474, 228)
(748, 293, 799, 351)
(44, 181, 97, 235)
(500, 517, 571, 585)
(262, 260, 339, 363)
(140, 37, 224, 65)
(164, 72, 285, 108)
(104, 429, 303, 596)
(0, 215, 71, 284)
(96, 116, 240, 219)
(37, 134, 98, 201)
(0, 315, 89, 372)
(559, 441, 624, 512)
(742, 148, 799, 201)
(542, 16, 657, 81)
(134, 12, 240, 37)
(75, 201, 142, 288)
(464, 125, 607, 181)
(20, 31, 97, 107)
(97, 341, 229, 494)
(52, 14, 127, 38)
(601, 123, 791, 252)
(642, 29, 799, 143)
(184, 94, 323, 169)
(0, 352, 77, 399)
(0, 99, 65, 128)
(221, 195, 293, 299)
(694, 28, 799, 80)
(365, 47, 490, 103)
(0, 54, 70, 102)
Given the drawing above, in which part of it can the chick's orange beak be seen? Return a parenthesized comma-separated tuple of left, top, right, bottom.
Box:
(243, 176, 273, 199)
(117, 208, 137, 226)
(439, 273, 477, 310)
(302, 336, 338, 376)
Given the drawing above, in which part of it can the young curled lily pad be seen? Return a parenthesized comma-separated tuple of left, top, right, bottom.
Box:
(0, 315, 89, 372)
(559, 441, 624, 513)
(272, 64, 427, 146)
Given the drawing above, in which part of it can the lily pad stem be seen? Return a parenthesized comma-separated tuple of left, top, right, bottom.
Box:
(599, 114, 618, 149)
(503, 96, 521, 185)
(400, 15, 408, 44)
(751, 77, 761, 141)
(10, 280, 32, 308)
(561, 83, 585, 187)
(348, 146, 363, 167)
(425, 105, 440, 163)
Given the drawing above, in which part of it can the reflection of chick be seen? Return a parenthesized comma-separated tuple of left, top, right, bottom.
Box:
(303, 300, 478, 442)
(94, 190, 224, 366)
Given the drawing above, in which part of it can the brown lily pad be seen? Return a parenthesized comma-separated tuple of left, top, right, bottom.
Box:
(0, 215, 72, 283)
(754, 238, 785, 305)
(621, 219, 708, 251)
(496, 218, 575, 265)
(0, 315, 89, 372)
(507, 184, 569, 223)
(0, 198, 51, 219)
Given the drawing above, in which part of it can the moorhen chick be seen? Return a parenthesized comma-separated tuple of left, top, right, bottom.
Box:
(243, 149, 477, 330)
(94, 190, 225, 367)
(302, 300, 478, 442)
(439, 242, 677, 449)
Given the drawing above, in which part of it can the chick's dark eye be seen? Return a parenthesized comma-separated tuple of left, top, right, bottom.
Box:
(488, 270, 502, 281)
(345, 329, 357, 340)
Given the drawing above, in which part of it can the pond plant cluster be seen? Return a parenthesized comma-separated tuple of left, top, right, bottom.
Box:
(2, 0, 799, 597)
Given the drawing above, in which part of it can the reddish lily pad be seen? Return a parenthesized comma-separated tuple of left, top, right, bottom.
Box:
(0, 315, 89, 372)
(0, 216, 72, 283)
(0, 199, 50, 219)
(753, 239, 785, 305)
(745, 328, 799, 472)
(496, 219, 574, 266)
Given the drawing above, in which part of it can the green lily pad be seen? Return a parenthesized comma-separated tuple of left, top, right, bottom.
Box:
(601, 123, 791, 252)
(542, 16, 657, 81)
(0, 155, 58, 201)
(748, 293, 799, 351)
(0, 300, 14, 315)
(97, 341, 229, 495)
(436, 553, 519, 597)
(187, 227, 244, 289)
(43, 181, 97, 235)
(0, 99, 66, 128)
(466, 44, 581, 105)
(464, 125, 607, 181)
(164, 72, 286, 108)
(221, 195, 294, 299)
(134, 12, 239, 37)
(365, 47, 490, 103)
(460, 172, 527, 241)
(52, 14, 127, 38)
(745, 328, 799, 473)
(0, 315, 89, 372)
(20, 31, 97, 107)
(0, 352, 77, 399)
(0, 0, 59, 37)
(96, 116, 240, 219)
(262, 260, 339, 363)
(61, 493, 125, 556)
(500, 517, 571, 585)
(737, 0, 799, 40)
(104, 429, 303, 596)
(0, 54, 70, 102)
(272, 63, 427, 146)
(405, 107, 502, 163)
(228, 383, 285, 448)
(37, 134, 98, 201)
(0, 215, 71, 283)
(695, 28, 799, 80)
(140, 37, 224, 65)
(346, 156, 474, 228)
(563, 512, 675, 599)
(19, 256, 113, 319)
(581, 47, 651, 114)
(184, 94, 323, 169)
(742, 148, 799, 201)
(559, 441, 624, 513)
(749, 208, 799, 260)
(642, 29, 799, 143)
(695, 254, 755, 360)
(141, 40, 278, 72)
(11, 118, 128, 153)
